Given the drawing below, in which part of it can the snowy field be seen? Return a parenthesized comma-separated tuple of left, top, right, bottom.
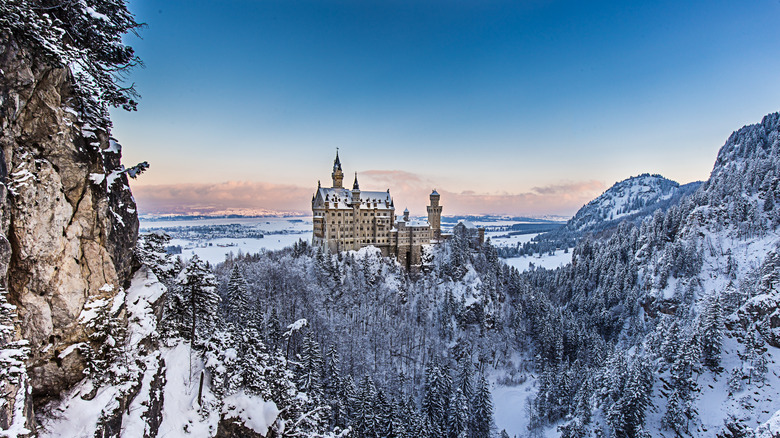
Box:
(140, 216, 571, 269)
(503, 250, 573, 272)
(140, 216, 312, 265)
(492, 379, 536, 438)
(485, 231, 541, 248)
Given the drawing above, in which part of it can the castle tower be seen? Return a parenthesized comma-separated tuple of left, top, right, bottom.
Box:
(427, 189, 442, 240)
(331, 150, 344, 188)
(351, 173, 361, 204)
(351, 173, 362, 250)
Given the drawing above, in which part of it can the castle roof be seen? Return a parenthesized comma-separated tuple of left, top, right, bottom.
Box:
(455, 220, 478, 229)
(333, 150, 342, 171)
(313, 187, 393, 210)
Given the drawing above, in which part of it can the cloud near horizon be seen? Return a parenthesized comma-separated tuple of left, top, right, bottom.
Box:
(131, 175, 606, 217)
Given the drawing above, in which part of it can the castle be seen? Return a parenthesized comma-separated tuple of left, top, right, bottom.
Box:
(312, 152, 442, 268)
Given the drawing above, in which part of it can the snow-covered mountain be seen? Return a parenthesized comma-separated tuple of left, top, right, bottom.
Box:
(516, 112, 780, 437)
(508, 174, 701, 257)
(568, 173, 698, 233)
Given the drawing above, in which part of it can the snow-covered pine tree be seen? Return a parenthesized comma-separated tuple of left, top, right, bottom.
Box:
(354, 375, 379, 437)
(137, 231, 175, 283)
(297, 329, 324, 398)
(0, 0, 143, 126)
(80, 297, 129, 386)
(266, 307, 282, 348)
(422, 363, 447, 436)
(176, 255, 220, 346)
(470, 374, 493, 438)
(607, 355, 653, 438)
(700, 294, 724, 371)
(662, 330, 701, 435)
(225, 264, 249, 325)
(323, 344, 347, 428)
(237, 326, 271, 396)
(448, 387, 469, 438)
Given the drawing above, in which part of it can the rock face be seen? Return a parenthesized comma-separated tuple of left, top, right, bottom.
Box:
(0, 30, 139, 406)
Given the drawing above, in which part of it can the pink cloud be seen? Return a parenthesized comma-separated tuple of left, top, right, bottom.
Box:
(131, 176, 606, 217)
(131, 181, 313, 215)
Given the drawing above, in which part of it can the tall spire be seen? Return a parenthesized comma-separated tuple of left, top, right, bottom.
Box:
(353, 172, 360, 190)
(331, 149, 344, 188)
(333, 148, 342, 171)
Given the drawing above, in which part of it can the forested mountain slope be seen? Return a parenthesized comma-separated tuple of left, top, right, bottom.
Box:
(518, 112, 780, 437)
(42, 112, 780, 438)
(502, 175, 700, 257)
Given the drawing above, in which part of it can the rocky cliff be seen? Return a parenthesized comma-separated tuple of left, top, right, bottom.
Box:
(0, 30, 139, 432)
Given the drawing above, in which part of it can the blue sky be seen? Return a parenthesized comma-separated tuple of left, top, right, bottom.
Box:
(113, 0, 780, 215)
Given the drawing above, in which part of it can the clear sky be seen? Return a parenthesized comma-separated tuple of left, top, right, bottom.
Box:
(113, 0, 780, 216)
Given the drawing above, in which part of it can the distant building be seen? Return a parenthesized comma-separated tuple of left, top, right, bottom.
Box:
(453, 220, 485, 247)
(312, 151, 442, 268)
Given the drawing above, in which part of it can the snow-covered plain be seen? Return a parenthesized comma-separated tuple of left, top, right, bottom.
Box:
(140, 216, 312, 264)
(503, 250, 573, 272)
(142, 216, 564, 267)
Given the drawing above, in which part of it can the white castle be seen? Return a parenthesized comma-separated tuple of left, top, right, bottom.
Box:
(312, 151, 442, 268)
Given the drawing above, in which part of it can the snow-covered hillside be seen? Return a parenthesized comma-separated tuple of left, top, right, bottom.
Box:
(506, 175, 701, 258)
(568, 173, 689, 232)
(514, 112, 780, 437)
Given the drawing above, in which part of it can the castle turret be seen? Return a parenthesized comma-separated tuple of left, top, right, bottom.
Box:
(332, 150, 344, 188)
(403, 207, 409, 222)
(427, 189, 442, 240)
(351, 173, 361, 205)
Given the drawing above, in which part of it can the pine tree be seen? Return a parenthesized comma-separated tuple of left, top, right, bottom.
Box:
(354, 376, 378, 437)
(470, 374, 493, 438)
(137, 232, 175, 283)
(161, 284, 188, 340)
(608, 356, 653, 438)
(323, 344, 347, 428)
(422, 362, 447, 435)
(176, 255, 220, 346)
(764, 190, 775, 212)
(225, 264, 249, 325)
(700, 295, 724, 371)
(266, 308, 282, 348)
(662, 331, 700, 435)
(0, 0, 143, 126)
(237, 326, 271, 395)
(298, 329, 324, 397)
(448, 387, 469, 438)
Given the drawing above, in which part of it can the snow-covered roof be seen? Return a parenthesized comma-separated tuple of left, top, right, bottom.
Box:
(407, 220, 430, 228)
(313, 187, 393, 210)
(456, 220, 478, 229)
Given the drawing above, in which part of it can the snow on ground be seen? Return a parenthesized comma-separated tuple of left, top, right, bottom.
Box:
(140, 217, 313, 265)
(486, 232, 540, 248)
(157, 341, 221, 437)
(171, 235, 308, 265)
(642, 335, 780, 436)
(492, 379, 536, 438)
(140, 216, 311, 231)
(223, 391, 278, 437)
(39, 267, 165, 438)
(503, 249, 573, 272)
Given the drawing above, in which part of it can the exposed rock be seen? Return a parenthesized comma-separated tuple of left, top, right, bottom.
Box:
(216, 418, 268, 438)
(0, 29, 139, 411)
